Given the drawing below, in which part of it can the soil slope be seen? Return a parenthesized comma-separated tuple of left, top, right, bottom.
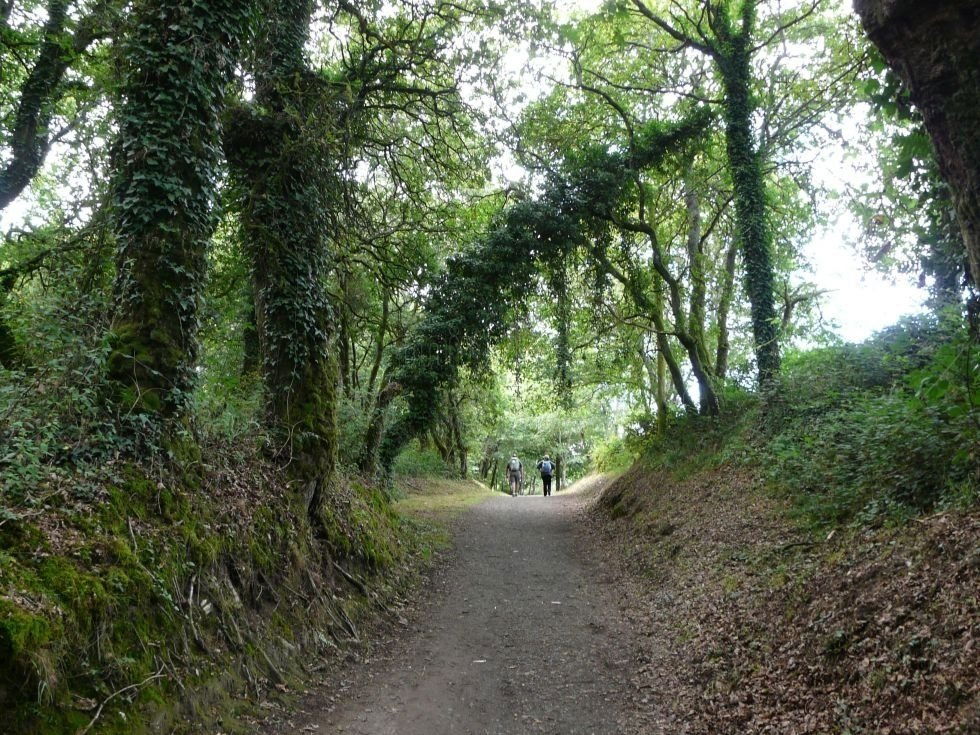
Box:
(593, 463, 980, 734)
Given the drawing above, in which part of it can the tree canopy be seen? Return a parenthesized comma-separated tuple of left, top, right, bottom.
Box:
(0, 0, 976, 505)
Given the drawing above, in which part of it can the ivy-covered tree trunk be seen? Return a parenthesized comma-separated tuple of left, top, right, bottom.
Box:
(106, 0, 253, 419)
(854, 0, 980, 289)
(225, 0, 339, 520)
(627, 0, 779, 384)
(717, 5, 781, 387)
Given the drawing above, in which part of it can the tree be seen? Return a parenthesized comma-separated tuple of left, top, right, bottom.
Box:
(225, 0, 339, 518)
(851, 60, 969, 306)
(378, 115, 711, 470)
(854, 0, 980, 291)
(105, 0, 254, 424)
(624, 0, 784, 384)
(0, 0, 116, 212)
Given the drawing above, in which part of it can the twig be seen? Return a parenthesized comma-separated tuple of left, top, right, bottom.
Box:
(777, 540, 818, 553)
(76, 669, 166, 735)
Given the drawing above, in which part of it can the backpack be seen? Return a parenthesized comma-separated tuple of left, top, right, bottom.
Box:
(540, 460, 553, 475)
(508, 458, 521, 472)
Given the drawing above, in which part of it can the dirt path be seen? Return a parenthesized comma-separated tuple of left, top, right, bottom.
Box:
(278, 478, 637, 734)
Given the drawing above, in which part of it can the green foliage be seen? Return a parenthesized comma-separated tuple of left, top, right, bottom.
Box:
(1, 0, 977, 728)
(630, 314, 979, 529)
(590, 435, 634, 474)
(380, 111, 713, 470)
(0, 260, 120, 506)
(762, 316, 979, 525)
(106, 0, 258, 422)
(393, 444, 454, 478)
(853, 52, 970, 302)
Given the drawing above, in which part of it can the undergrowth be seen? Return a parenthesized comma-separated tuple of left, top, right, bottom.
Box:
(626, 314, 979, 530)
(0, 245, 439, 734)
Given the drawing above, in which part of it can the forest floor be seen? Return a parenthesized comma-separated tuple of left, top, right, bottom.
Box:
(257, 474, 641, 735)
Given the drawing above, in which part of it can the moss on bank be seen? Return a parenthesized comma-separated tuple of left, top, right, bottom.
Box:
(0, 455, 444, 734)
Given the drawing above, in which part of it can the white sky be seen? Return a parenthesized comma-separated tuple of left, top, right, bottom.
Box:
(802, 219, 924, 342)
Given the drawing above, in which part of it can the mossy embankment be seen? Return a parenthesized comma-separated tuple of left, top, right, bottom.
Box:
(594, 319, 980, 733)
(0, 449, 475, 735)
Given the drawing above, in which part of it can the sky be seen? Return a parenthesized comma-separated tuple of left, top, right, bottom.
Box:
(801, 101, 926, 342)
(801, 221, 924, 342)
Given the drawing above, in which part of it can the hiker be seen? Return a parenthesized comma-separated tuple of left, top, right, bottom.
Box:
(506, 455, 523, 496)
(537, 455, 555, 497)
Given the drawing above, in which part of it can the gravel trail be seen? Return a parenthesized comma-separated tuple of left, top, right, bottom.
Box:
(298, 480, 636, 735)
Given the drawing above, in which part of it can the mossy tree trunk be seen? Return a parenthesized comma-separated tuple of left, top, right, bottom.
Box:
(630, 0, 780, 387)
(358, 379, 399, 476)
(107, 0, 254, 420)
(225, 0, 339, 521)
(854, 0, 980, 290)
(715, 1, 781, 387)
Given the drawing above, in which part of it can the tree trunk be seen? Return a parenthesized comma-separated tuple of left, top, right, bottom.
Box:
(107, 0, 252, 420)
(338, 309, 352, 399)
(430, 425, 452, 465)
(242, 301, 260, 376)
(0, 273, 20, 368)
(854, 0, 980, 288)
(449, 398, 468, 479)
(224, 0, 338, 518)
(364, 293, 389, 401)
(656, 349, 668, 434)
(715, 240, 738, 380)
(649, 288, 699, 415)
(478, 436, 498, 479)
(684, 161, 710, 373)
(594, 250, 699, 413)
(719, 42, 781, 386)
(358, 378, 399, 476)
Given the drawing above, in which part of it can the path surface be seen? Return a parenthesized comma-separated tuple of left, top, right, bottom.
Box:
(288, 481, 638, 734)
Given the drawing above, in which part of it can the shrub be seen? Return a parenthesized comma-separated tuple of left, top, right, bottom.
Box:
(768, 315, 978, 526)
(590, 434, 634, 473)
(633, 313, 979, 529)
(392, 443, 453, 477)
